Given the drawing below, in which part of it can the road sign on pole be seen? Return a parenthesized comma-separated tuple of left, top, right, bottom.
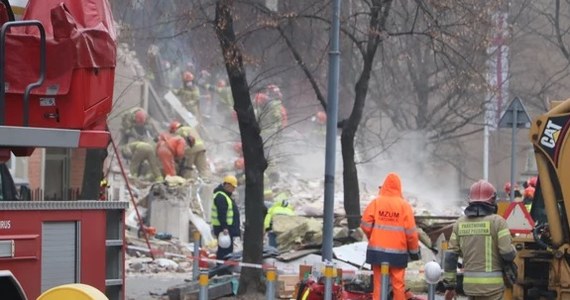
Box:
(499, 97, 531, 201)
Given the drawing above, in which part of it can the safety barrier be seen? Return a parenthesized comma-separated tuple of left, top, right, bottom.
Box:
(131, 230, 446, 299)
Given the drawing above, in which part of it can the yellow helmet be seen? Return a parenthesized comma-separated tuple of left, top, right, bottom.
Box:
(223, 175, 238, 188)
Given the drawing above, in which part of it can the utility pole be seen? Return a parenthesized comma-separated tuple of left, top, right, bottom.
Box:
(322, 0, 341, 299)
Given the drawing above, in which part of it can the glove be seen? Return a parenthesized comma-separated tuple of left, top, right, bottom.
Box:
(444, 289, 456, 300)
(503, 261, 518, 288)
(409, 249, 421, 261)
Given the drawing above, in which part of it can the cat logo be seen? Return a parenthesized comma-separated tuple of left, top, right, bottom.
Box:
(540, 120, 562, 149)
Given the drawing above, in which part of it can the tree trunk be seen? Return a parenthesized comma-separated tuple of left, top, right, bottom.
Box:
(80, 149, 107, 200)
(342, 0, 392, 229)
(215, 0, 267, 295)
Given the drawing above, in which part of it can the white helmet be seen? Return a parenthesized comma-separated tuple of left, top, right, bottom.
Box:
(218, 232, 231, 249)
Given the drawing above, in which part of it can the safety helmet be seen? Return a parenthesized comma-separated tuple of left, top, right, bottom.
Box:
(527, 176, 538, 188)
(169, 121, 181, 133)
(524, 186, 535, 199)
(134, 110, 147, 126)
(504, 182, 519, 194)
(469, 180, 497, 204)
(182, 71, 194, 82)
(254, 92, 269, 106)
(223, 175, 238, 188)
(316, 111, 327, 124)
(233, 142, 243, 155)
(218, 232, 231, 249)
(234, 157, 244, 170)
(217, 79, 226, 88)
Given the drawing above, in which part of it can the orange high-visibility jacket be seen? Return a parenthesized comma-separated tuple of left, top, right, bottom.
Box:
(360, 173, 419, 268)
(164, 135, 186, 159)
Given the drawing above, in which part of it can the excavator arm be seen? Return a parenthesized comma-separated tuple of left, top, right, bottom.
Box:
(530, 100, 570, 248)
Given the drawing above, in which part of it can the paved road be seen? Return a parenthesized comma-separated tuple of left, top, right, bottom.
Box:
(126, 273, 468, 300)
(126, 273, 189, 300)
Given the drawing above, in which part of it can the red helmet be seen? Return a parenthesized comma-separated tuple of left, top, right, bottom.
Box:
(233, 142, 242, 155)
(234, 157, 244, 170)
(524, 186, 535, 199)
(183, 71, 194, 82)
(469, 180, 497, 204)
(527, 176, 537, 188)
(254, 93, 269, 106)
(169, 121, 181, 133)
(504, 182, 519, 194)
(316, 111, 327, 124)
(134, 110, 147, 126)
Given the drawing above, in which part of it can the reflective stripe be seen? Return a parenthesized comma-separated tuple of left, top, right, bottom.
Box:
(405, 227, 417, 235)
(485, 236, 491, 271)
(301, 288, 311, 300)
(211, 191, 234, 226)
(464, 271, 504, 285)
(463, 276, 504, 284)
(464, 271, 503, 277)
(368, 245, 408, 254)
(360, 221, 373, 229)
(374, 224, 405, 232)
(408, 248, 419, 254)
(498, 228, 510, 239)
(443, 271, 457, 281)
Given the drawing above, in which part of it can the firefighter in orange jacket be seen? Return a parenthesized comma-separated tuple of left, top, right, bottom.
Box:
(156, 134, 192, 177)
(360, 173, 420, 300)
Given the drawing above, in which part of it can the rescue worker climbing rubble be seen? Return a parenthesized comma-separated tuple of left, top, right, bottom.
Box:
(211, 175, 240, 260)
(123, 141, 163, 182)
(177, 71, 202, 124)
(120, 107, 153, 145)
(443, 180, 517, 300)
(169, 121, 211, 180)
(156, 134, 191, 177)
(264, 194, 295, 248)
(360, 173, 420, 300)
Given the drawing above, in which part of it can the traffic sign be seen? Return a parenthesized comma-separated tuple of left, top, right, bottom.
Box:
(503, 202, 535, 234)
(498, 97, 531, 128)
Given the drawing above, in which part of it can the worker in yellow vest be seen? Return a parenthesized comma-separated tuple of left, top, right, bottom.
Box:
(211, 175, 240, 260)
(264, 194, 295, 248)
(523, 186, 535, 213)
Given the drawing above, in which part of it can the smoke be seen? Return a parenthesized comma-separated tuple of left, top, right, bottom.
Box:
(359, 130, 462, 215)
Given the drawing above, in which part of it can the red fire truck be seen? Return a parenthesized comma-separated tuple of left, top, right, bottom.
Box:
(0, 1, 126, 299)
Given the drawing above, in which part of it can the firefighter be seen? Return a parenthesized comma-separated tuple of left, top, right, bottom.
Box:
(266, 84, 287, 128)
(254, 92, 283, 140)
(120, 107, 153, 145)
(264, 194, 295, 248)
(215, 79, 234, 118)
(156, 134, 191, 177)
(177, 71, 202, 124)
(123, 141, 163, 182)
(169, 121, 211, 180)
(523, 186, 535, 213)
(443, 180, 517, 300)
(360, 172, 420, 300)
(504, 182, 522, 201)
(211, 175, 240, 260)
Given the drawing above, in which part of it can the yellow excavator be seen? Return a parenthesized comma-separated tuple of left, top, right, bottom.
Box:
(511, 99, 570, 299)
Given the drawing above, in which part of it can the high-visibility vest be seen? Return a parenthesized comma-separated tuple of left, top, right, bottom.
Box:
(211, 191, 234, 226)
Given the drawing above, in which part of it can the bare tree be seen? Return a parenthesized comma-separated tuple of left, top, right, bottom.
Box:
(214, 0, 267, 295)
